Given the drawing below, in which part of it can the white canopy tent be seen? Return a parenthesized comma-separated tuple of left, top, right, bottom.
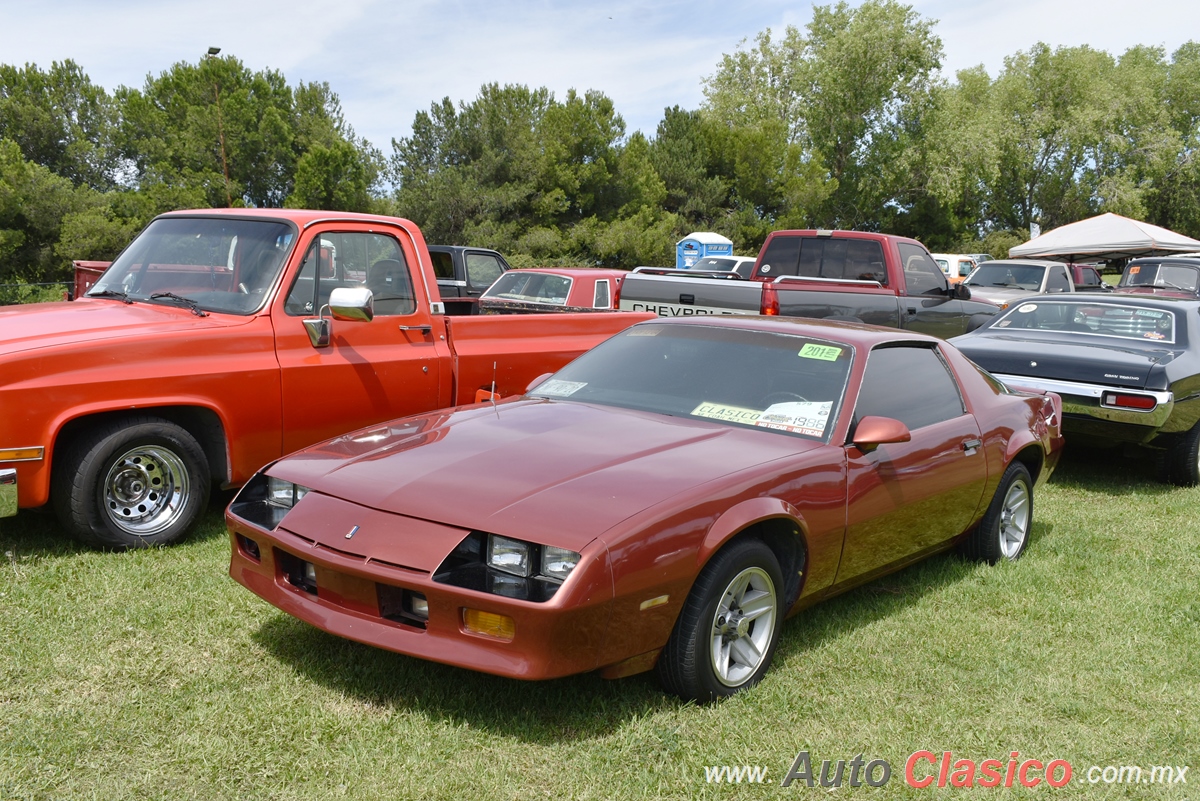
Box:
(1008, 213, 1200, 261)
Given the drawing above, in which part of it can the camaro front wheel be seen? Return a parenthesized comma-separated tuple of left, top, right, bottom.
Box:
(657, 538, 784, 702)
(53, 416, 210, 549)
(963, 461, 1032, 563)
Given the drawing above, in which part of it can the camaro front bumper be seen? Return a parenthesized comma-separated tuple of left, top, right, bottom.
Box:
(226, 509, 617, 681)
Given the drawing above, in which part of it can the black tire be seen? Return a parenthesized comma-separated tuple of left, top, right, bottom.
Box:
(53, 416, 210, 549)
(657, 538, 784, 703)
(962, 461, 1032, 564)
(1165, 423, 1200, 487)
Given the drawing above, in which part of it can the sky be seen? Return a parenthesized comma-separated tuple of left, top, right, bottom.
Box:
(3, 0, 1199, 154)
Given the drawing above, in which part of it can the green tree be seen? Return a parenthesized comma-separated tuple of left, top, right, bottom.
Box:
(117, 55, 376, 209)
(0, 60, 116, 190)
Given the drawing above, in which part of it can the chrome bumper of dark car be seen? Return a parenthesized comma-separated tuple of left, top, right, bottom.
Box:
(993, 374, 1174, 427)
(0, 468, 16, 518)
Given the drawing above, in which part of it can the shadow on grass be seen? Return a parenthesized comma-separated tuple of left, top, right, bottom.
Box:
(1048, 444, 1176, 496)
(0, 493, 233, 556)
(249, 519, 1036, 745)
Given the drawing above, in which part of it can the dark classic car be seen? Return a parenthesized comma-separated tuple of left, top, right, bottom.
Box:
(478, 268, 627, 313)
(951, 295, 1200, 484)
(1117, 256, 1200, 298)
(227, 318, 1062, 701)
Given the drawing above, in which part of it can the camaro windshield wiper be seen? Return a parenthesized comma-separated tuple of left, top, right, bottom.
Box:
(149, 292, 208, 317)
(88, 289, 134, 304)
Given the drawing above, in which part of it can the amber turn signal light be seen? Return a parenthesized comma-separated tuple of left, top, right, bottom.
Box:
(462, 608, 515, 641)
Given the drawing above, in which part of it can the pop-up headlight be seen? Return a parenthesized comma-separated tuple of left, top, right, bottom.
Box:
(267, 477, 310, 509)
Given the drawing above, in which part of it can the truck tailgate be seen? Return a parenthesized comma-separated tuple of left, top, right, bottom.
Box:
(618, 273, 763, 317)
(444, 311, 653, 404)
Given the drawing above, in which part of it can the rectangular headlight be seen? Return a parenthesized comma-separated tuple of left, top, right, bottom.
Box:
(487, 534, 531, 577)
(267, 476, 310, 508)
(540, 545, 580, 582)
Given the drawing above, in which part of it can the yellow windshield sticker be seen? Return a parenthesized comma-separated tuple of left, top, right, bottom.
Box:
(799, 343, 842, 361)
(691, 402, 764, 424)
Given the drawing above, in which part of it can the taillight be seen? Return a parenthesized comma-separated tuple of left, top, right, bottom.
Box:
(1102, 392, 1157, 410)
(761, 282, 779, 316)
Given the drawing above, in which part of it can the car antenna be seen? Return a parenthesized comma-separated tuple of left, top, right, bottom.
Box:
(490, 362, 498, 410)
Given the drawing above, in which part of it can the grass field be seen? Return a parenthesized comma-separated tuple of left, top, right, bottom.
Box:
(1, 447, 1196, 800)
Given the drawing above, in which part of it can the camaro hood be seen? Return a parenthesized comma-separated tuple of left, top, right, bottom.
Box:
(953, 334, 1172, 388)
(0, 298, 249, 356)
(272, 399, 820, 551)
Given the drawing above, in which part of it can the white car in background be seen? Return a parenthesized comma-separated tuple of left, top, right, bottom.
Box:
(931, 253, 978, 284)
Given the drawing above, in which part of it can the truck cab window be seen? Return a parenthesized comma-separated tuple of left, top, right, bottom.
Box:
(284, 232, 415, 316)
(1047, 267, 1070, 292)
(896, 244, 949, 296)
(465, 253, 504, 290)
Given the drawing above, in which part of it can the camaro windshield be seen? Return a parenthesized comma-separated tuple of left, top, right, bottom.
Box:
(88, 217, 295, 315)
(992, 301, 1177, 343)
(528, 323, 853, 440)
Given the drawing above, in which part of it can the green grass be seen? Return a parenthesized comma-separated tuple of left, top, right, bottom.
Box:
(1, 451, 1196, 800)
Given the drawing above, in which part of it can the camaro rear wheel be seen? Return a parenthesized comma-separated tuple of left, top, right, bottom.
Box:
(963, 461, 1032, 564)
(1165, 423, 1200, 487)
(657, 538, 784, 702)
(53, 416, 210, 549)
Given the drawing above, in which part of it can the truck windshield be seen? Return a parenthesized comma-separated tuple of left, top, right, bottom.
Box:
(965, 263, 1046, 290)
(528, 323, 853, 441)
(88, 217, 295, 315)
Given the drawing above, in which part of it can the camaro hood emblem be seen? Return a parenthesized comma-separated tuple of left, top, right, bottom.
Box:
(345, 525, 360, 540)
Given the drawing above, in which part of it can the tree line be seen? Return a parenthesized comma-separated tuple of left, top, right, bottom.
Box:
(3, 0, 1199, 287)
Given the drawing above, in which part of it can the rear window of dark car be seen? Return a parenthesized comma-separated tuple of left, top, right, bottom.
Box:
(994, 301, 1177, 344)
(758, 237, 887, 285)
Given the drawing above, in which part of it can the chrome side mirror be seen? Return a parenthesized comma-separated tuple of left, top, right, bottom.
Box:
(302, 311, 330, 348)
(329, 286, 374, 322)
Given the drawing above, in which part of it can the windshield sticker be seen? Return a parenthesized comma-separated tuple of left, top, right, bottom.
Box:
(1017, 304, 1037, 313)
(799, 343, 843, 361)
(1129, 265, 1141, 274)
(996, 320, 1012, 327)
(536, 379, 587, 397)
(755, 402, 832, 437)
(691, 402, 764, 425)
(1135, 309, 1165, 318)
(1144, 331, 1166, 339)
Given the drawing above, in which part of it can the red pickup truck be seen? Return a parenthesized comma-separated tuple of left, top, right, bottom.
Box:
(0, 209, 651, 548)
(619, 229, 1000, 339)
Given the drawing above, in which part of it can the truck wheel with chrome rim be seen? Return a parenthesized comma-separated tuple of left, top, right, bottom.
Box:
(53, 416, 210, 549)
(962, 461, 1032, 563)
(1166, 423, 1200, 487)
(657, 538, 784, 702)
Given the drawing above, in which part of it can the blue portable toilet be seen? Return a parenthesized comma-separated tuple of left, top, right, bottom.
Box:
(677, 232, 733, 269)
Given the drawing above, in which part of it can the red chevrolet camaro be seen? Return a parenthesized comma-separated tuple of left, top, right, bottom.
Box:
(227, 317, 1063, 702)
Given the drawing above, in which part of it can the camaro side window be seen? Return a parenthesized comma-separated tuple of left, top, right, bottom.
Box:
(854, 345, 965, 431)
(285, 233, 414, 316)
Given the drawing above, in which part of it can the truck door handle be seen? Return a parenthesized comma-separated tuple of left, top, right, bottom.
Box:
(962, 438, 982, 453)
(399, 324, 432, 334)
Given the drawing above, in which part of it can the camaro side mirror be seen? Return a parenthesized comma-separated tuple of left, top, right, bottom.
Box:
(526, 372, 554, 393)
(851, 416, 912, 453)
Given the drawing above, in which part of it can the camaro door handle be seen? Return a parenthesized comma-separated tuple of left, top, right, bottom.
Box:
(962, 438, 982, 453)
(399, 324, 432, 334)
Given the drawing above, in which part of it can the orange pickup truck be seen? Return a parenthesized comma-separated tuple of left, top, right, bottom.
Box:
(0, 209, 650, 548)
